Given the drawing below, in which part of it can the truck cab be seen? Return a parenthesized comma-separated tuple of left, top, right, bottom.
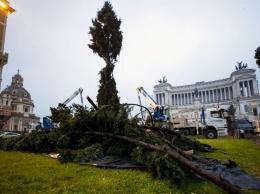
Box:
(203, 108, 228, 138)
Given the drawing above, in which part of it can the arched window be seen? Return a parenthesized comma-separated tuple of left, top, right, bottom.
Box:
(24, 107, 29, 112)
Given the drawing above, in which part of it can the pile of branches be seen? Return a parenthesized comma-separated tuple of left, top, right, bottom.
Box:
(0, 104, 245, 193)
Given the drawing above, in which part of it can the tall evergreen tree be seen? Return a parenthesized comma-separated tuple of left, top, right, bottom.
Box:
(255, 46, 260, 68)
(88, 1, 123, 109)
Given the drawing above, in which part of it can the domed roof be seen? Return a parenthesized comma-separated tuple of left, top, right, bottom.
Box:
(1, 70, 32, 100)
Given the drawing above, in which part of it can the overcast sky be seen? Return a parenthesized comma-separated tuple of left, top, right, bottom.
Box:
(3, 0, 260, 119)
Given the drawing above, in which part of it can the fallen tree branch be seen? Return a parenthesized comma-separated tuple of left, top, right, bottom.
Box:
(143, 125, 181, 137)
(84, 131, 245, 194)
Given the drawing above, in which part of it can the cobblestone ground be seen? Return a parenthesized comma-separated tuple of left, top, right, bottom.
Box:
(245, 133, 260, 145)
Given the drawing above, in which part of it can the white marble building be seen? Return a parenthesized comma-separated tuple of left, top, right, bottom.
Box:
(154, 68, 260, 122)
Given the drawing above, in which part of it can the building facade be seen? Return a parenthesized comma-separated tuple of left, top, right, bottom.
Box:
(0, 0, 15, 91)
(154, 68, 260, 122)
(0, 2, 40, 132)
(0, 71, 40, 132)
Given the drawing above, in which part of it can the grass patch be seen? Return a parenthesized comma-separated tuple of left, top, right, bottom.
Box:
(0, 151, 225, 194)
(0, 138, 259, 193)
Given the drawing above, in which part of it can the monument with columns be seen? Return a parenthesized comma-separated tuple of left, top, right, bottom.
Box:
(154, 67, 260, 122)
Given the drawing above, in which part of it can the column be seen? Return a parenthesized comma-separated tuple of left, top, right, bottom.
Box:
(163, 93, 165, 105)
(247, 80, 251, 96)
(221, 88, 224, 101)
(237, 82, 241, 97)
(230, 86, 233, 99)
(253, 79, 259, 94)
(242, 81, 245, 97)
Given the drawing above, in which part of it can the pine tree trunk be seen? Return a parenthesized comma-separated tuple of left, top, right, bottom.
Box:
(85, 131, 246, 194)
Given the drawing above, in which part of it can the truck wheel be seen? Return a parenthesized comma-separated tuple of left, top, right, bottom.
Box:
(205, 130, 217, 139)
(240, 133, 245, 139)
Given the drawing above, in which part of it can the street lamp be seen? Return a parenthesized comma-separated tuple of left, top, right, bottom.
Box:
(0, 1, 15, 15)
(193, 88, 201, 135)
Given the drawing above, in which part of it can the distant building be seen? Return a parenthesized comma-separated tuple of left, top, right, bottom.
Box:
(0, 71, 40, 132)
(154, 68, 260, 122)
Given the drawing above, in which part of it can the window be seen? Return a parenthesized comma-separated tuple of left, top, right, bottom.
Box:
(24, 106, 29, 113)
(211, 111, 221, 118)
(235, 120, 252, 129)
(253, 107, 258, 116)
(244, 105, 248, 112)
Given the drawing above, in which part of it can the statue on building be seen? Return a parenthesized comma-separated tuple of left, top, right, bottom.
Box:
(227, 104, 236, 136)
(194, 87, 198, 98)
(235, 61, 248, 70)
(158, 76, 167, 84)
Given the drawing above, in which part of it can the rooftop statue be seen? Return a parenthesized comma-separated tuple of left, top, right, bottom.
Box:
(235, 61, 247, 70)
(158, 76, 167, 84)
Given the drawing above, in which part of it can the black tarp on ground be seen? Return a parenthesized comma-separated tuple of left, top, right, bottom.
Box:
(195, 157, 260, 190)
(82, 155, 260, 190)
(81, 155, 145, 170)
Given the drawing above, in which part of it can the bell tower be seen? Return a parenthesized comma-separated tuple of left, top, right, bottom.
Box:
(0, 0, 15, 91)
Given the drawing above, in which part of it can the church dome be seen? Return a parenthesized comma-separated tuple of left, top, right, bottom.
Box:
(1, 86, 31, 99)
(0, 70, 32, 99)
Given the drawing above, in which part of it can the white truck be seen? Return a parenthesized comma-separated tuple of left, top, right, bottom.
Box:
(173, 108, 228, 139)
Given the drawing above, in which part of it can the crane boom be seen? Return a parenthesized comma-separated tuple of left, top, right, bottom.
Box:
(136, 86, 158, 109)
(136, 86, 167, 121)
(63, 88, 84, 106)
